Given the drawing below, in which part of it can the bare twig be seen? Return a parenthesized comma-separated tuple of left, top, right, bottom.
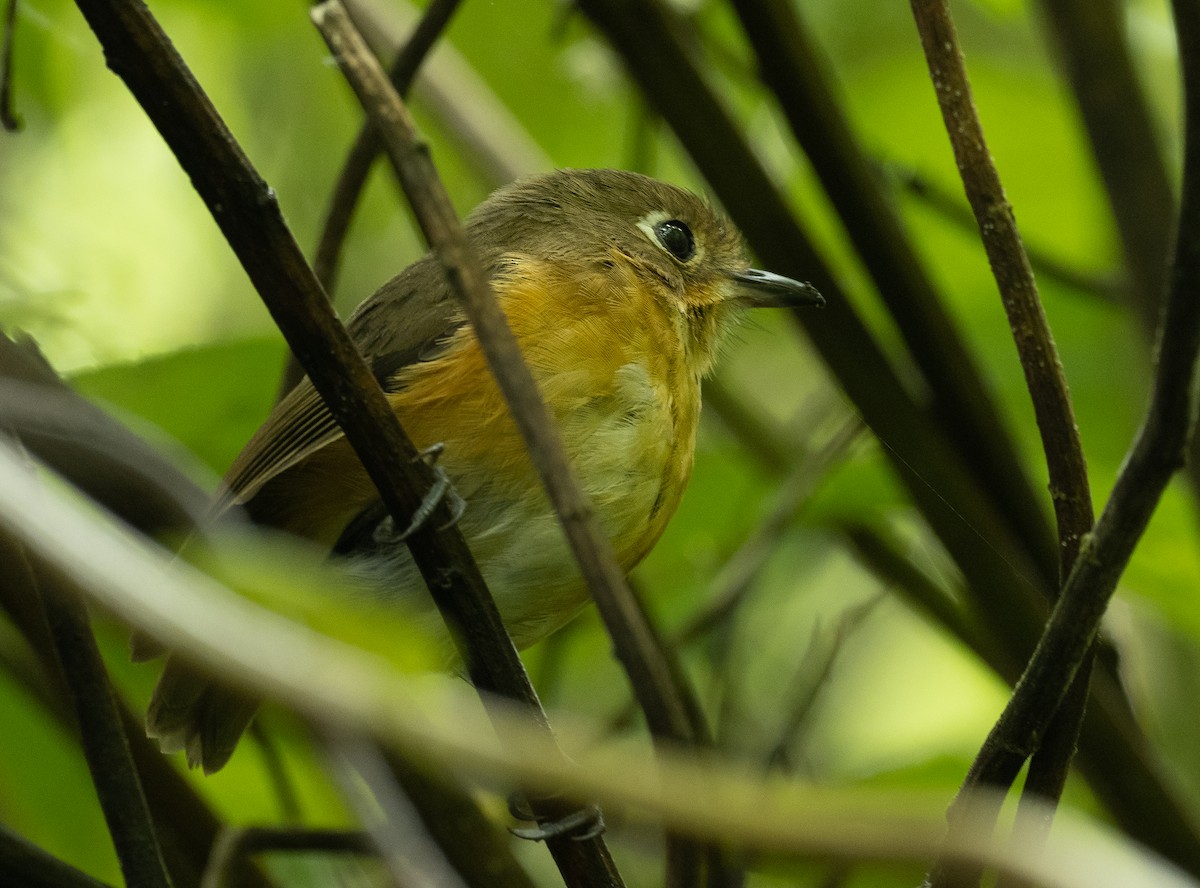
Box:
(910, 0, 1093, 578)
(346, 0, 551, 187)
(910, 3, 1096, 876)
(315, 0, 459, 291)
(928, 0, 1200, 880)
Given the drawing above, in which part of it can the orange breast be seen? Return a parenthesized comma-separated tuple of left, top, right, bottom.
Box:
(396, 257, 701, 564)
(249, 254, 705, 646)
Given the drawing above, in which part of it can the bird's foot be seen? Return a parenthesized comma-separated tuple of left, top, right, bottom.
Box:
(507, 794, 606, 842)
(396, 443, 466, 541)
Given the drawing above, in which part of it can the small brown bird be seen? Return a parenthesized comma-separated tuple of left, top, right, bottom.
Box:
(146, 168, 822, 772)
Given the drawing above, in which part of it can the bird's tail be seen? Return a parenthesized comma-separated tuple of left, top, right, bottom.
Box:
(145, 658, 258, 774)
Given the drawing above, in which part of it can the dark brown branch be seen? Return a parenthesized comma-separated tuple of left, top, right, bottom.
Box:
(910, 4, 1096, 873)
(730, 0, 1057, 576)
(931, 0, 1200, 879)
(910, 0, 1093, 578)
(310, 5, 700, 883)
(315, 0, 461, 291)
(31, 562, 173, 888)
(67, 2, 623, 886)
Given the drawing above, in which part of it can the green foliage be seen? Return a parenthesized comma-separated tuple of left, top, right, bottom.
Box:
(2, 0, 1199, 886)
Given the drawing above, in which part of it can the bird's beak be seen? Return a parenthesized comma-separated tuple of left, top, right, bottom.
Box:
(731, 268, 824, 309)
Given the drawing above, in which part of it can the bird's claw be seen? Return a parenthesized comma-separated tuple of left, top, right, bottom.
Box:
(508, 796, 605, 842)
(396, 443, 465, 541)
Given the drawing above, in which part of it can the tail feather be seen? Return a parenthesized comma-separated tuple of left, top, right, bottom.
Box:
(146, 657, 258, 774)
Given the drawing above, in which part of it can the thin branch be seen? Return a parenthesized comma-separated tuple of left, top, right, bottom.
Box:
(31, 561, 173, 888)
(67, 3, 624, 886)
(929, 0, 1200, 879)
(310, 6, 699, 883)
(316, 0, 461, 286)
(346, 0, 551, 188)
(910, 0, 1093, 578)
(910, 3, 1096, 875)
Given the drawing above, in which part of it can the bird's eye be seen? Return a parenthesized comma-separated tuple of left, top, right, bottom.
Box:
(653, 219, 695, 262)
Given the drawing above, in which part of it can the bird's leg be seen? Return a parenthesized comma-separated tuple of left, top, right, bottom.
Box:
(396, 443, 466, 540)
(507, 794, 606, 842)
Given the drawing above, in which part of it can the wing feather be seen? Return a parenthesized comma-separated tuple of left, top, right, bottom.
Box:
(218, 252, 463, 513)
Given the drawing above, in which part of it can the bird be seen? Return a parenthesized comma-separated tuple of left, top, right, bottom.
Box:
(145, 168, 823, 772)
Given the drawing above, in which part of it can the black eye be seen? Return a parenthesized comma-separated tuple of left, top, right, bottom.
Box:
(653, 219, 695, 261)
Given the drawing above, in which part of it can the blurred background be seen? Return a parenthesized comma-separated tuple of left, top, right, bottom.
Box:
(1, 1, 1197, 886)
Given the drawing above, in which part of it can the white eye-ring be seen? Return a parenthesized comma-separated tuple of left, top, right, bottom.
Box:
(638, 211, 700, 263)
